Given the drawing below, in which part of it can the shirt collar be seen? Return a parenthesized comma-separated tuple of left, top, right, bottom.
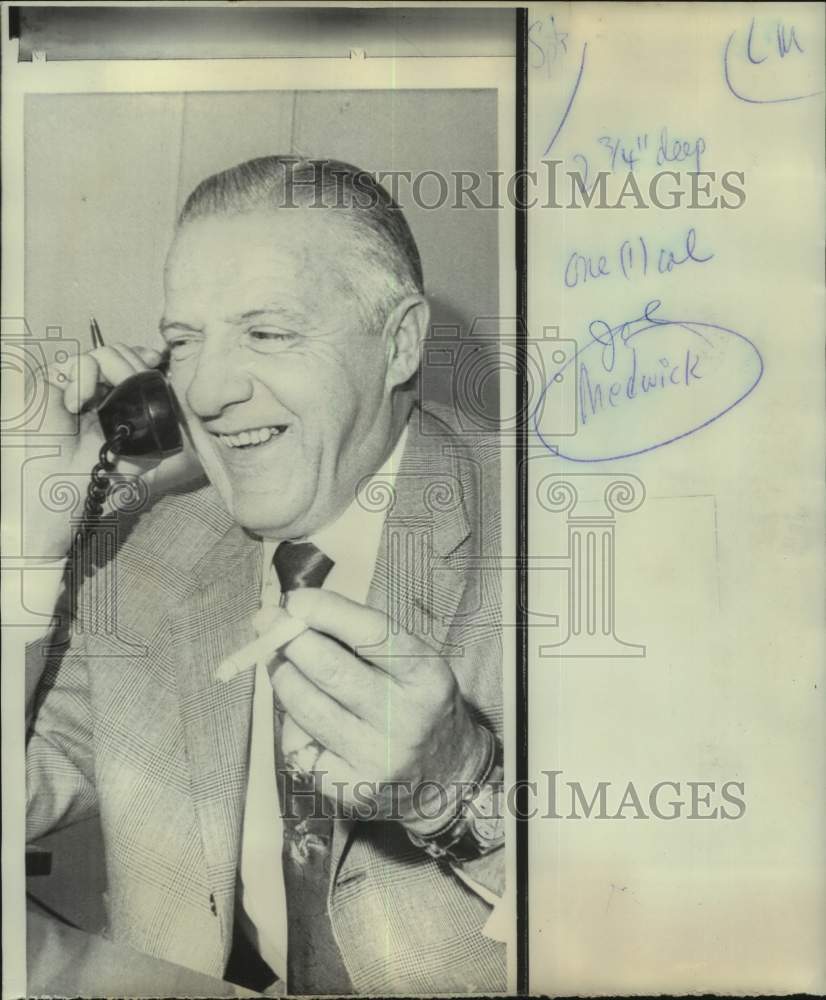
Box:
(261, 426, 408, 602)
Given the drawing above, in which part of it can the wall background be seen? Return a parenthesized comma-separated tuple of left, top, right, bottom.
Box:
(25, 88, 499, 400)
(25, 88, 499, 932)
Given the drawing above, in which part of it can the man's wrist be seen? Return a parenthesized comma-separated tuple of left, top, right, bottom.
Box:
(407, 762, 505, 864)
(400, 723, 496, 837)
(403, 726, 505, 863)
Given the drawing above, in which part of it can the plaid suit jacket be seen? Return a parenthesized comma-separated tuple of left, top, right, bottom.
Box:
(27, 404, 506, 994)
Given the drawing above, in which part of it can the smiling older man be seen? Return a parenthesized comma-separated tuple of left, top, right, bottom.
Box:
(25, 157, 506, 995)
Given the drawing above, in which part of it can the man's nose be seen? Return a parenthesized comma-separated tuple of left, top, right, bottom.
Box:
(185, 341, 254, 419)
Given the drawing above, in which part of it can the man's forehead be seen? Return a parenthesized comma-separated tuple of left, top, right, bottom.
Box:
(162, 208, 361, 324)
(169, 207, 346, 257)
(165, 209, 349, 290)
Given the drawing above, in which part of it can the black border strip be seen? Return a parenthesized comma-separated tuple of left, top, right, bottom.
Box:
(9, 6, 513, 61)
(515, 7, 529, 996)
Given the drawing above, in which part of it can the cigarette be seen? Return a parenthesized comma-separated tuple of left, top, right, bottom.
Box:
(216, 613, 308, 683)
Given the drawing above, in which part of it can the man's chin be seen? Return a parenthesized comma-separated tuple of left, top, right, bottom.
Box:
(225, 493, 309, 541)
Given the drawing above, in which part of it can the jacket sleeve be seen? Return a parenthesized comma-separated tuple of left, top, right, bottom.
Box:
(452, 850, 509, 943)
(26, 591, 99, 842)
(452, 847, 505, 902)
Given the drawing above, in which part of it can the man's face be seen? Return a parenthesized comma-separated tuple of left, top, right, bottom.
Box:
(161, 209, 395, 539)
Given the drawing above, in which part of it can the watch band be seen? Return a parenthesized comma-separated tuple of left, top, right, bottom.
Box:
(406, 729, 504, 864)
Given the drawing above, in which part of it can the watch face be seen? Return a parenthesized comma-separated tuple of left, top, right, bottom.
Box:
(473, 814, 505, 844)
(469, 786, 505, 845)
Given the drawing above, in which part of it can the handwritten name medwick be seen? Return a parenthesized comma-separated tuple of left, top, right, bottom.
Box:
(579, 345, 703, 425)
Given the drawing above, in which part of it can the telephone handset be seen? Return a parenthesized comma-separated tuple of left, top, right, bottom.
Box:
(97, 369, 183, 459)
(83, 369, 185, 519)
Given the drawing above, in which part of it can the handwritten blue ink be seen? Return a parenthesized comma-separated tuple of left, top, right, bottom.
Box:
(544, 42, 588, 156)
(589, 128, 705, 174)
(599, 133, 649, 172)
(655, 127, 706, 172)
(564, 229, 714, 290)
(578, 345, 704, 428)
(620, 236, 648, 281)
(528, 14, 569, 77)
(746, 17, 768, 64)
(533, 301, 763, 462)
(570, 152, 590, 187)
(776, 22, 805, 57)
(724, 19, 823, 104)
(564, 251, 610, 289)
(585, 299, 667, 374)
(657, 228, 714, 273)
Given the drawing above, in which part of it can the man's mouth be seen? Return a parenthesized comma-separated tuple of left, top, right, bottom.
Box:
(215, 425, 289, 449)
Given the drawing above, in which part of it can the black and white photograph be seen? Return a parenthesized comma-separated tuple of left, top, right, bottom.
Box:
(3, 3, 824, 999)
(5, 7, 518, 996)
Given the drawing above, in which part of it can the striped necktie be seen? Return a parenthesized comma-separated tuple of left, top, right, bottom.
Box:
(272, 540, 352, 995)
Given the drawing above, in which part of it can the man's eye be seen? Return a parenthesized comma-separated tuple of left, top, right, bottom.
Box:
(248, 329, 297, 349)
(167, 338, 199, 360)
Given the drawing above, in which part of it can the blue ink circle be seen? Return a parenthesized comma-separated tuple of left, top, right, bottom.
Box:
(533, 317, 764, 462)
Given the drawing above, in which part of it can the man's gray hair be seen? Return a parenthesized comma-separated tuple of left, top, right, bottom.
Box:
(178, 156, 424, 333)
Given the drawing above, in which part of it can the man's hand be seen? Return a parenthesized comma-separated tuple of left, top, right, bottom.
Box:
(271, 588, 491, 831)
(23, 343, 199, 560)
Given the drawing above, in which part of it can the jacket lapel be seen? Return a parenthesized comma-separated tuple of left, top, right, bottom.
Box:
(165, 410, 474, 944)
(331, 408, 472, 879)
(169, 521, 262, 946)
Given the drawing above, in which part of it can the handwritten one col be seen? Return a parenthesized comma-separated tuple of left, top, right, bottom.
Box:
(564, 227, 714, 290)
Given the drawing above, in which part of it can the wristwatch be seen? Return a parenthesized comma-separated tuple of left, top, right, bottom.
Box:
(407, 734, 505, 864)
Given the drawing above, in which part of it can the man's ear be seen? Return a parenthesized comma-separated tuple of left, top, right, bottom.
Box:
(382, 295, 430, 391)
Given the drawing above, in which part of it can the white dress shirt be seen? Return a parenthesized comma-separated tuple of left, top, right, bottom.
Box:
(236, 429, 408, 981)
